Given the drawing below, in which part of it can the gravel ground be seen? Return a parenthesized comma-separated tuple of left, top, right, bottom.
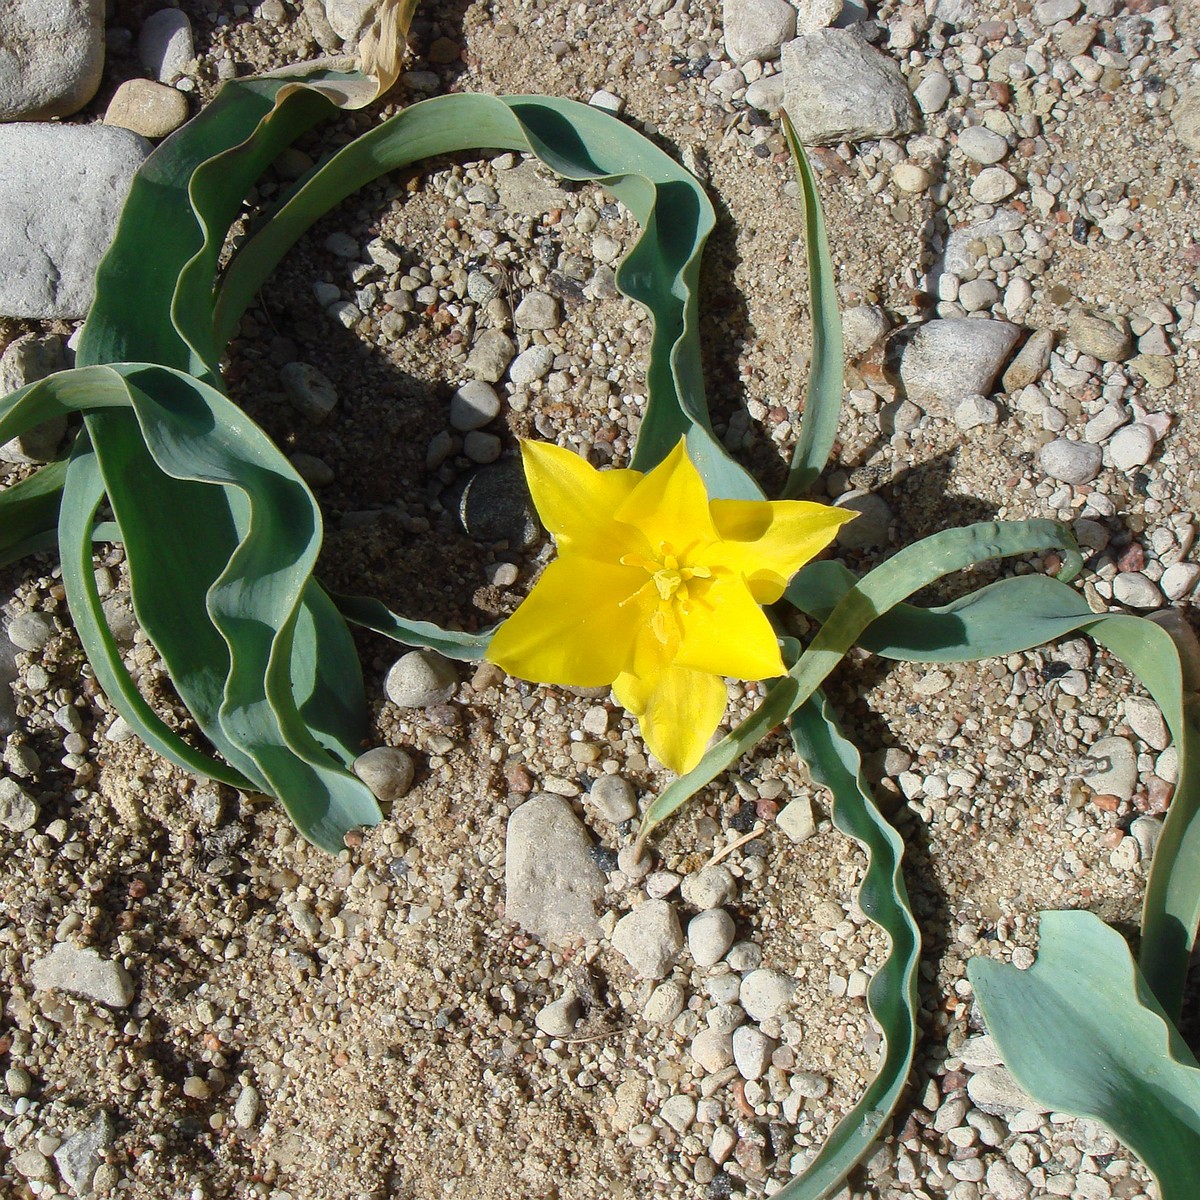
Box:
(1, 0, 1198, 1198)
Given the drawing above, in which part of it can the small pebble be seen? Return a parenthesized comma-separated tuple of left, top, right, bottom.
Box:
(352, 747, 415, 802)
(449, 380, 502, 431)
(384, 651, 458, 708)
(739, 969, 796, 1021)
(688, 909, 736, 967)
(587, 775, 636, 823)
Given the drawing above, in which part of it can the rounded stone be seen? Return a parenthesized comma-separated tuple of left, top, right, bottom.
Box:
(645, 980, 686, 1024)
(1040, 438, 1102, 485)
(535, 992, 582, 1038)
(352, 747, 416, 802)
(690, 1027, 735, 1073)
(1067, 310, 1133, 362)
(611, 899, 683, 979)
(384, 650, 458, 708)
(957, 126, 1009, 164)
(449, 380, 502, 431)
(739, 968, 796, 1021)
(464, 431, 502, 464)
(587, 775, 636, 823)
(732, 1024, 775, 1080)
(892, 162, 931, 193)
(7, 611, 56, 652)
(969, 167, 1018, 203)
(513, 290, 561, 331)
(680, 864, 736, 909)
(1108, 423, 1155, 471)
(1112, 572, 1162, 610)
(688, 908, 736, 967)
(103, 79, 189, 139)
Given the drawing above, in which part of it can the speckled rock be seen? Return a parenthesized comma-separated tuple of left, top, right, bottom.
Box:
(611, 899, 683, 979)
(352, 747, 415, 802)
(505, 794, 606, 945)
(32, 944, 134, 1007)
(1067, 309, 1133, 362)
(896, 318, 1021, 415)
(383, 650, 458, 708)
(782, 30, 918, 145)
(723, 0, 796, 64)
(688, 909, 736, 967)
(0, 123, 150, 318)
(138, 7, 194, 83)
(739, 969, 796, 1020)
(103, 78, 190, 139)
(1040, 438, 1102, 485)
(0, 0, 105, 121)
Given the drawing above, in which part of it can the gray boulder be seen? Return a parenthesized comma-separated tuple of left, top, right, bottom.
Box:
(0, 124, 151, 319)
(0, 0, 105, 121)
(782, 29, 918, 145)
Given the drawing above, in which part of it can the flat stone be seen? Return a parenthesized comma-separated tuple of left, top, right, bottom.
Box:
(660, 1093, 697, 1133)
(1108, 423, 1155, 471)
(781, 29, 918, 145)
(744, 75, 786, 111)
(740, 968, 796, 1021)
(505, 794, 606, 945)
(954, 393, 1000, 430)
(896, 318, 1021, 415)
(1080, 736, 1138, 802)
(1041, 438, 1102, 485)
(833, 490, 892, 548)
(1112, 572, 1162, 610)
(732, 1025, 775, 1080)
(138, 7, 194, 83)
(587, 774, 637, 823)
(1067, 309, 1133, 362)
(775, 796, 816, 843)
(966, 1065, 1048, 1115)
(54, 1110, 116, 1196)
(0, 333, 69, 463)
(842, 304, 890, 358)
(0, 124, 150, 319)
(384, 650, 457, 707)
(942, 210, 1025, 277)
(514, 291, 561, 331)
(612, 899, 683, 979)
(723, 0, 796, 63)
(1124, 697, 1169, 751)
(33, 944, 134, 1007)
(1162, 562, 1200, 602)
(280, 361, 338, 421)
(0, 0, 105, 121)
(8, 610, 56, 651)
(322, 0, 375, 41)
(103, 78, 189, 139)
(494, 161, 571, 216)
(970, 167, 1019, 203)
(459, 458, 539, 546)
(0, 777, 38, 832)
(509, 344, 555, 387)
(1171, 81, 1200, 152)
(957, 125, 1009, 164)
(645, 980, 686, 1024)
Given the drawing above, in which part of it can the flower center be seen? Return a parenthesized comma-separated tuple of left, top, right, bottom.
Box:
(621, 543, 711, 644)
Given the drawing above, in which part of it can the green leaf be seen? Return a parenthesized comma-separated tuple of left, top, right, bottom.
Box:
(969, 910, 1200, 1200)
(0, 457, 67, 567)
(792, 561, 1200, 1020)
(638, 519, 1081, 838)
(213, 92, 763, 501)
(780, 113, 843, 500)
(775, 690, 920, 1200)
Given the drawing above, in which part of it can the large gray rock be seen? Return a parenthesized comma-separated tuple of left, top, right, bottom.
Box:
(505, 794, 606, 946)
(0, 0, 105, 121)
(782, 29, 918, 145)
(896, 318, 1021, 415)
(0, 124, 151, 319)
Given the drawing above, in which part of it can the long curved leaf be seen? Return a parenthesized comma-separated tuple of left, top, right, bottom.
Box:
(791, 562, 1200, 1019)
(0, 458, 68, 567)
(777, 690, 920, 1200)
(780, 113, 842, 500)
(969, 910, 1200, 1200)
(212, 93, 762, 501)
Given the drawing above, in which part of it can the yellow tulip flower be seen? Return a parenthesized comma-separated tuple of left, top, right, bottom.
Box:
(487, 438, 856, 774)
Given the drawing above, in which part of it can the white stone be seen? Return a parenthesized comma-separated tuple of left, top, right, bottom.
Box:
(138, 8, 194, 82)
(612, 900, 683, 979)
(1040, 438, 1102, 485)
(1112, 572, 1162, 610)
(914, 71, 952, 114)
(898, 318, 1021, 416)
(957, 126, 1009, 164)
(645, 980, 686, 1024)
(781, 29, 918, 145)
(352, 747, 415, 802)
(449, 380, 501, 431)
(691, 1027, 735, 1073)
(775, 796, 816, 843)
(954, 394, 1000, 430)
(1162, 562, 1200, 602)
(0, 124, 150, 319)
(732, 1025, 774, 1080)
(535, 992, 582, 1038)
(739, 969, 795, 1021)
(723, 0, 796, 64)
(970, 167, 1019, 204)
(680, 865, 736, 909)
(1124, 697, 1169, 751)
(33, 944, 133, 1007)
(384, 650, 457, 707)
(1080, 736, 1138, 801)
(513, 290, 560, 331)
(688, 909, 736, 967)
(892, 162, 931, 193)
(509, 345, 555, 387)
(280, 362, 338, 422)
(1108, 423, 1155, 471)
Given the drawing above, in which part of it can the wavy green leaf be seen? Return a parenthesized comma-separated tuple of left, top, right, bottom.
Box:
(791, 562, 1199, 1019)
(776, 690, 919, 1200)
(0, 458, 67, 566)
(969, 910, 1200, 1200)
(780, 113, 843, 500)
(638, 519, 1081, 839)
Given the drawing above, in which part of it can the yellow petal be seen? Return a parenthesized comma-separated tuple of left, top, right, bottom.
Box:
(708, 498, 857, 603)
(487, 557, 650, 686)
(613, 438, 718, 556)
(519, 439, 645, 559)
(674, 572, 786, 680)
(613, 664, 727, 774)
